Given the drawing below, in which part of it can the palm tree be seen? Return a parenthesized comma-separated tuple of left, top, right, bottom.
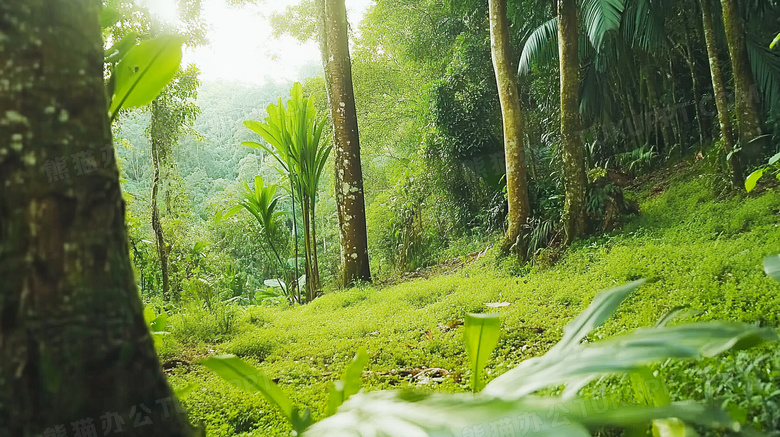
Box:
(519, 0, 627, 244)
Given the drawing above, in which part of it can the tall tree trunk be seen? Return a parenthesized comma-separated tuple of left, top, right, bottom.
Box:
(489, 0, 531, 259)
(0, 1, 193, 435)
(720, 0, 764, 148)
(321, 0, 371, 286)
(700, 0, 742, 185)
(558, 0, 588, 244)
(149, 108, 170, 300)
(684, 13, 709, 147)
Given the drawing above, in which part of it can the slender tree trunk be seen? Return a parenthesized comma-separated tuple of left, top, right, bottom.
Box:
(558, 0, 588, 244)
(720, 0, 764, 149)
(700, 0, 742, 185)
(302, 195, 315, 302)
(309, 201, 321, 295)
(684, 17, 709, 147)
(0, 1, 193, 435)
(667, 57, 683, 151)
(290, 179, 302, 303)
(149, 106, 170, 300)
(321, 0, 372, 286)
(489, 0, 531, 259)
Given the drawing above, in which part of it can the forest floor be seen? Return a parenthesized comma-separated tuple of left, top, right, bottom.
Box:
(157, 160, 780, 436)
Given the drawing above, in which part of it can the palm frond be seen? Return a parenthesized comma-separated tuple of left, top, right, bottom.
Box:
(747, 33, 780, 113)
(518, 17, 558, 76)
(582, 0, 626, 52)
(621, 0, 666, 52)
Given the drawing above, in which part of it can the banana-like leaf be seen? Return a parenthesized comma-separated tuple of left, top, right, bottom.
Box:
(484, 321, 778, 400)
(201, 355, 297, 426)
(745, 168, 765, 192)
(109, 35, 184, 121)
(327, 347, 370, 416)
(550, 280, 645, 354)
(655, 306, 702, 328)
(464, 313, 501, 392)
(764, 255, 780, 284)
(305, 390, 737, 437)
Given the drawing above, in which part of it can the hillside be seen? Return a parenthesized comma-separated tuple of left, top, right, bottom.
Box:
(155, 163, 780, 436)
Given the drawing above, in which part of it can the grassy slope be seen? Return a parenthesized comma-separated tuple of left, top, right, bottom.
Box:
(162, 163, 780, 436)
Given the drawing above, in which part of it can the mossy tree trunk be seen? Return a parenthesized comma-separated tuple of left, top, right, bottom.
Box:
(700, 0, 742, 185)
(489, 0, 532, 260)
(558, 0, 588, 245)
(0, 1, 193, 435)
(720, 0, 764, 150)
(321, 0, 371, 286)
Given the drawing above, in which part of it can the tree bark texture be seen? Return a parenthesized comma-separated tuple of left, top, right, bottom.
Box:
(700, 0, 742, 185)
(720, 0, 764, 148)
(321, 0, 371, 286)
(558, 0, 588, 245)
(0, 1, 193, 435)
(489, 0, 531, 259)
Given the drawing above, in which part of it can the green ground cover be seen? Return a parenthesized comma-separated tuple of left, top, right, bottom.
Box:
(156, 163, 780, 436)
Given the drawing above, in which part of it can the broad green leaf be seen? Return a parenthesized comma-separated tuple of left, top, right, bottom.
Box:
(652, 418, 688, 437)
(143, 306, 155, 326)
(630, 366, 670, 407)
(174, 383, 197, 400)
(201, 355, 295, 424)
(655, 306, 702, 327)
(150, 312, 167, 333)
(99, 7, 123, 28)
(745, 168, 766, 192)
(551, 279, 645, 354)
(464, 313, 501, 392)
(764, 255, 780, 283)
(768, 152, 780, 165)
(109, 35, 185, 120)
(104, 33, 137, 64)
(484, 320, 777, 400)
(326, 347, 369, 416)
(306, 391, 736, 437)
(220, 204, 242, 220)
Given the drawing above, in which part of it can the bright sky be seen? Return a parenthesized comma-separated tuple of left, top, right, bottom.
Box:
(142, 0, 373, 85)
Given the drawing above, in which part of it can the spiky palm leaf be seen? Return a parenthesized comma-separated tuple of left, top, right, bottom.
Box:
(518, 17, 558, 76)
(582, 0, 626, 51)
(747, 33, 780, 113)
(621, 0, 666, 52)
